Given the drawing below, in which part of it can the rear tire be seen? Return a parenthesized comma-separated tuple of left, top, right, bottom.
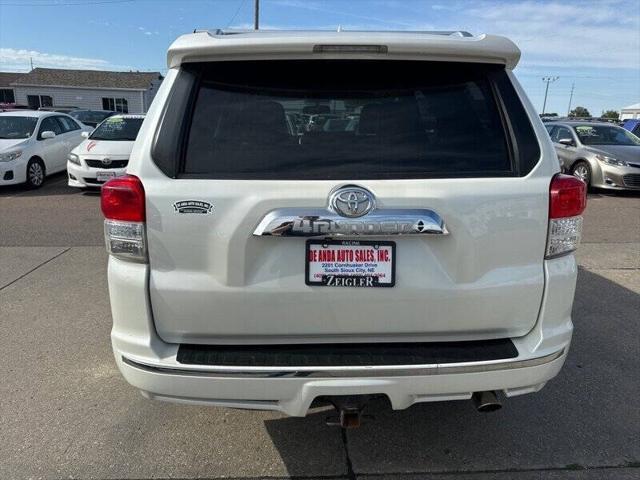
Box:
(571, 161, 591, 188)
(25, 158, 46, 189)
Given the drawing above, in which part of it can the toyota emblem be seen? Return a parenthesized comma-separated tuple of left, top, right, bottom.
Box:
(101, 157, 112, 166)
(328, 186, 376, 218)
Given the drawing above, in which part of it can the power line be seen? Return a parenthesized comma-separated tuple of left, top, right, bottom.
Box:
(226, 0, 248, 28)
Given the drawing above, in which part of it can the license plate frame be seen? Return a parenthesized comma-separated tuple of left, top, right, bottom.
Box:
(305, 239, 396, 288)
(96, 171, 118, 182)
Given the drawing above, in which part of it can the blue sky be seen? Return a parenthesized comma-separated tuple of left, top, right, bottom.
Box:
(0, 0, 638, 115)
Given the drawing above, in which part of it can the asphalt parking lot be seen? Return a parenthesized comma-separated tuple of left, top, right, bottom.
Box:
(1, 172, 639, 480)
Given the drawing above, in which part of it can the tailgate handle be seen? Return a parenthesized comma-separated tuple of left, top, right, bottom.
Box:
(253, 208, 448, 237)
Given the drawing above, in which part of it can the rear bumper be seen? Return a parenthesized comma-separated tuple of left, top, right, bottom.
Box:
(117, 349, 567, 415)
(109, 254, 576, 416)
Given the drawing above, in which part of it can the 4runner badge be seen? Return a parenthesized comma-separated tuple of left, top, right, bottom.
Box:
(173, 200, 214, 215)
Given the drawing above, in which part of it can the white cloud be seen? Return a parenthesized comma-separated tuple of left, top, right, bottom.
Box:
(464, 1, 640, 70)
(0, 48, 133, 71)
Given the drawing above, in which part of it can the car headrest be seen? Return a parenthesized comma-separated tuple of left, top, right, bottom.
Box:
(357, 100, 422, 137)
(216, 100, 289, 142)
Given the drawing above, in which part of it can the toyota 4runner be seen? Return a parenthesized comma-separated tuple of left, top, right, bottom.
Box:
(101, 29, 586, 422)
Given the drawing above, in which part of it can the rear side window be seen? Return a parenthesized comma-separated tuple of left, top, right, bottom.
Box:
(154, 61, 540, 179)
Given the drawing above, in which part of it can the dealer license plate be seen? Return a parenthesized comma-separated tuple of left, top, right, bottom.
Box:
(96, 171, 122, 182)
(305, 240, 395, 287)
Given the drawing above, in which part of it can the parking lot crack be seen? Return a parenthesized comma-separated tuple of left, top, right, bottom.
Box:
(0, 247, 71, 292)
(341, 428, 357, 480)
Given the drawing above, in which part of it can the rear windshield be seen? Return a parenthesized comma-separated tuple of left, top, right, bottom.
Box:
(158, 61, 540, 179)
(71, 110, 114, 124)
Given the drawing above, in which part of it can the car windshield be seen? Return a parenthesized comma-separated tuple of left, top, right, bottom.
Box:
(90, 116, 144, 141)
(573, 124, 640, 146)
(70, 110, 113, 124)
(0, 116, 38, 139)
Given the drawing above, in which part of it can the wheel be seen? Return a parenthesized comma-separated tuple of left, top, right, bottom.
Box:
(25, 158, 46, 189)
(571, 161, 591, 187)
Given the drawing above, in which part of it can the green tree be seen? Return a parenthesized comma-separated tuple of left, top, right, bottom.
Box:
(569, 106, 591, 118)
(601, 110, 620, 120)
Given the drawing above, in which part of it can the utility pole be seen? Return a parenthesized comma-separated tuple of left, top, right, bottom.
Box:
(30, 56, 34, 70)
(541, 76, 559, 114)
(254, 0, 259, 30)
(567, 82, 575, 116)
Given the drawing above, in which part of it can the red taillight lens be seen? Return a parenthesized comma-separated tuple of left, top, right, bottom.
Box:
(549, 174, 587, 219)
(101, 175, 145, 222)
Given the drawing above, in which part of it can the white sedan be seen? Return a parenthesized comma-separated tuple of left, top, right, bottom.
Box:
(67, 114, 144, 188)
(0, 110, 91, 188)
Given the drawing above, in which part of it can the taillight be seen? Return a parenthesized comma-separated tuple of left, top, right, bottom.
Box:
(546, 174, 587, 258)
(101, 175, 147, 262)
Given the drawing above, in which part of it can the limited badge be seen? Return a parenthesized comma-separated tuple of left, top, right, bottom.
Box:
(173, 200, 214, 214)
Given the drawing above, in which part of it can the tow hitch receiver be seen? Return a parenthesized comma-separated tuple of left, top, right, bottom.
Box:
(325, 395, 375, 428)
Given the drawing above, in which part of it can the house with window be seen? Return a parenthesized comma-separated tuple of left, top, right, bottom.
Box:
(0, 72, 26, 104)
(10, 68, 163, 113)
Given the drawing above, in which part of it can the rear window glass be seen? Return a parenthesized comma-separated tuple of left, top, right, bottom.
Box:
(172, 61, 536, 180)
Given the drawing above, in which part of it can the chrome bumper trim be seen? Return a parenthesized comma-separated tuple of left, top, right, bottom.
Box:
(122, 348, 564, 379)
(252, 208, 448, 237)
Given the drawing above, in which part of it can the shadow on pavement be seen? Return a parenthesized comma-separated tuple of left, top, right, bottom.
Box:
(264, 267, 640, 476)
(589, 188, 640, 199)
(0, 172, 81, 197)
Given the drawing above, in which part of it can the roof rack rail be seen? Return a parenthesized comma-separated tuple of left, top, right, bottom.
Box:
(195, 28, 474, 38)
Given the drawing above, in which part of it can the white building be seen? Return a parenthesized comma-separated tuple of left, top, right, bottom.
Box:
(620, 103, 640, 120)
(10, 68, 163, 113)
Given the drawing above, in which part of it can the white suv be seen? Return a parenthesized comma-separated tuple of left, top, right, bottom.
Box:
(101, 30, 586, 424)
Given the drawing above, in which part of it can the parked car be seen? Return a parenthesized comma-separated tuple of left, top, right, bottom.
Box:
(67, 114, 144, 188)
(545, 121, 640, 190)
(0, 103, 31, 112)
(101, 29, 586, 424)
(68, 109, 116, 128)
(0, 110, 91, 188)
(38, 106, 79, 113)
(622, 119, 640, 137)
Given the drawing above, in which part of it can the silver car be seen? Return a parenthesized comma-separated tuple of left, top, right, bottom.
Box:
(545, 121, 640, 190)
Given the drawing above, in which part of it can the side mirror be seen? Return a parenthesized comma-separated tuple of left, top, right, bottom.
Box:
(81, 131, 90, 138)
(558, 138, 574, 146)
(40, 131, 56, 139)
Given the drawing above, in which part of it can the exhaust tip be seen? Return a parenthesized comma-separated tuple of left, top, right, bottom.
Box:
(472, 391, 502, 413)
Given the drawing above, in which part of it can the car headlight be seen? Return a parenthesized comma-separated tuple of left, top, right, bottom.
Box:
(0, 149, 23, 162)
(595, 154, 628, 167)
(68, 153, 81, 165)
